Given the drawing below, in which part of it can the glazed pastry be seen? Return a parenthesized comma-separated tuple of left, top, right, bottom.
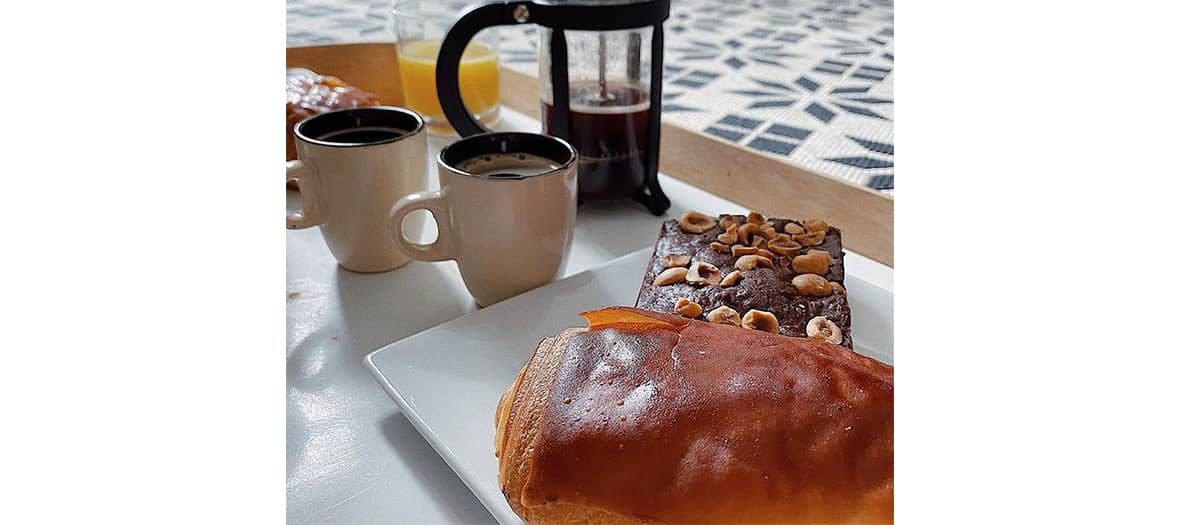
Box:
(496, 307, 893, 524)
(286, 68, 380, 161)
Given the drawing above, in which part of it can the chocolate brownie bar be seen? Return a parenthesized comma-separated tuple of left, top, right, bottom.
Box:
(635, 211, 853, 348)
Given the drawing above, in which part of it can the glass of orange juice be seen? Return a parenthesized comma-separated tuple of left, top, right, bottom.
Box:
(391, 1, 501, 135)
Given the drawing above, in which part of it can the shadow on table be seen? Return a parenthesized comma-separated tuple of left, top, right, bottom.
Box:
(334, 260, 477, 356)
(573, 198, 692, 261)
(381, 412, 496, 524)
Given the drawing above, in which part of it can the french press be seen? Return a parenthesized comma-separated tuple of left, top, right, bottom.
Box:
(436, 0, 671, 215)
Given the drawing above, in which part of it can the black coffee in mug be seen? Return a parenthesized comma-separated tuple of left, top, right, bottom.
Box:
(296, 107, 421, 148)
(315, 126, 407, 145)
(456, 153, 562, 179)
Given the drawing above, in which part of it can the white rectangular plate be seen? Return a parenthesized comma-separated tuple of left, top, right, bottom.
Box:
(366, 249, 894, 524)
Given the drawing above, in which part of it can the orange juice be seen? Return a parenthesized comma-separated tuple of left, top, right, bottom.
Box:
(397, 40, 500, 126)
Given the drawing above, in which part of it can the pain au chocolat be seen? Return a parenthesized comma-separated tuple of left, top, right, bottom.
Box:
(495, 307, 893, 524)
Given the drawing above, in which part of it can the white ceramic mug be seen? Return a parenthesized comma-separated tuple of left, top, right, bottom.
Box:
(287, 106, 428, 273)
(389, 132, 578, 306)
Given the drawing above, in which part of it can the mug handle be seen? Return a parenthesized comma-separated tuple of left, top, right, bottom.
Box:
(388, 190, 455, 262)
(286, 160, 323, 229)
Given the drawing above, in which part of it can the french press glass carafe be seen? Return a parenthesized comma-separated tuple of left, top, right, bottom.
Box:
(436, 0, 671, 215)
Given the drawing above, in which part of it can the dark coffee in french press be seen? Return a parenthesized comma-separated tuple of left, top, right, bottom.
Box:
(541, 81, 650, 201)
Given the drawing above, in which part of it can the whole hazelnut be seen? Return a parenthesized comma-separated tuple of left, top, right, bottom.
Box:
(791, 250, 832, 275)
(791, 273, 832, 296)
(654, 267, 688, 286)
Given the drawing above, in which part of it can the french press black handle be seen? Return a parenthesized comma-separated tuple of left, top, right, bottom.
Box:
(435, 1, 516, 137)
(436, 0, 673, 137)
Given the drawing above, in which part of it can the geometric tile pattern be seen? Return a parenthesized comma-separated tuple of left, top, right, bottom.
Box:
(288, 0, 894, 194)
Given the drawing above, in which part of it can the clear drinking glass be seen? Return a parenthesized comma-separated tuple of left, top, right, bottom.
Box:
(390, 0, 501, 135)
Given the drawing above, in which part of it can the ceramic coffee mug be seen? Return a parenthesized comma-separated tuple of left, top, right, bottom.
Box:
(389, 132, 577, 306)
(287, 106, 428, 272)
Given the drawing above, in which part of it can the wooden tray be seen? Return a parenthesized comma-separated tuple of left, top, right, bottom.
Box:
(287, 43, 894, 266)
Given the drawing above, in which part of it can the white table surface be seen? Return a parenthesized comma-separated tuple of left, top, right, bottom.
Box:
(286, 107, 893, 524)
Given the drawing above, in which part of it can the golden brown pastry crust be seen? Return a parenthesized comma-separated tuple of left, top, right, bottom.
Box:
(497, 307, 893, 524)
(285, 69, 380, 161)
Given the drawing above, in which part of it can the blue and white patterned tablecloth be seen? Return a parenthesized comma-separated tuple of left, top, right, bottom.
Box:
(288, 0, 894, 193)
